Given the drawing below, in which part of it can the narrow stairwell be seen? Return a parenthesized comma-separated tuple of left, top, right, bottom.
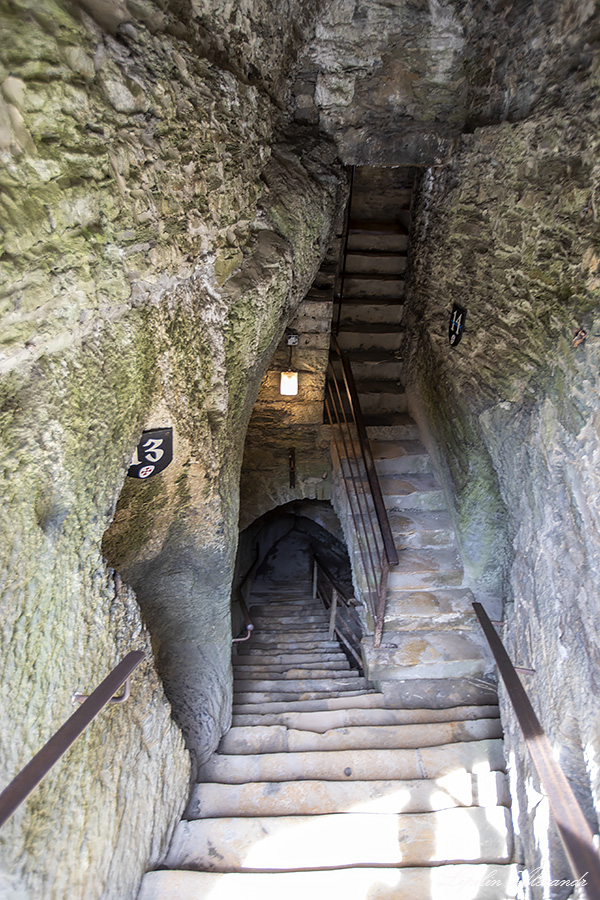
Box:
(138, 583, 517, 899)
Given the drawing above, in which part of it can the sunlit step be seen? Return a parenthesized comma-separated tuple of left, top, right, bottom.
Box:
(197, 739, 507, 783)
(139, 864, 518, 900)
(231, 704, 500, 732)
(162, 807, 513, 870)
(218, 718, 502, 754)
(186, 770, 510, 818)
(232, 693, 389, 716)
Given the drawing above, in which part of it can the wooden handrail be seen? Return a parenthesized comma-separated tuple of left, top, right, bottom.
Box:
(473, 602, 600, 898)
(0, 650, 145, 829)
(232, 591, 254, 643)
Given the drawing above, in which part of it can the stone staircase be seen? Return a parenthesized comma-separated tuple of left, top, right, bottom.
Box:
(138, 585, 517, 900)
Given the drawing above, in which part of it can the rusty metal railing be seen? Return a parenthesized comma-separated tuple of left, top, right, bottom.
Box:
(473, 602, 600, 898)
(312, 554, 363, 670)
(326, 337, 398, 647)
(0, 650, 145, 829)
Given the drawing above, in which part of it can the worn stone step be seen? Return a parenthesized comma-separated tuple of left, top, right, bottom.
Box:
(232, 693, 388, 715)
(139, 864, 519, 900)
(231, 704, 500, 732)
(197, 739, 507, 783)
(250, 613, 328, 623)
(380, 473, 446, 511)
(333, 350, 403, 381)
(236, 652, 350, 666)
(383, 588, 478, 630)
(374, 444, 432, 475)
(186, 770, 510, 818)
(232, 665, 354, 678)
(246, 631, 334, 643)
(363, 631, 493, 681)
(238, 640, 341, 652)
(336, 328, 404, 353)
(387, 549, 464, 590)
(233, 677, 370, 694)
(338, 300, 405, 325)
(233, 689, 374, 704)
(234, 652, 349, 665)
(163, 806, 513, 871)
(343, 275, 405, 299)
(388, 510, 455, 548)
(366, 420, 420, 441)
(218, 718, 502, 754)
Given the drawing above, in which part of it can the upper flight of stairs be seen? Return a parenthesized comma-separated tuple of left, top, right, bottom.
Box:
(138, 585, 517, 900)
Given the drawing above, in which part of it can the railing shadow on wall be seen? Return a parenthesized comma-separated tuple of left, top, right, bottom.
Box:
(473, 602, 600, 899)
(326, 336, 398, 647)
(0, 651, 145, 829)
(311, 553, 363, 671)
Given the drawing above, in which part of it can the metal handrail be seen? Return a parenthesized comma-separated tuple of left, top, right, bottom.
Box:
(473, 602, 600, 898)
(232, 591, 254, 643)
(0, 650, 145, 829)
(312, 555, 363, 669)
(326, 337, 398, 647)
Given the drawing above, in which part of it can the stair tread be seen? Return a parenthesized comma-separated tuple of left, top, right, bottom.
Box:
(163, 806, 513, 870)
(218, 718, 502, 754)
(197, 739, 508, 783)
(186, 770, 509, 818)
(139, 865, 519, 900)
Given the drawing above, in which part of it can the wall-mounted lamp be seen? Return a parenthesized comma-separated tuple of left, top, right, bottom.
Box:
(280, 332, 299, 396)
(280, 371, 298, 395)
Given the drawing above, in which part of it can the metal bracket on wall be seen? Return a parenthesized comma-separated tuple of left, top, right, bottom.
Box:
(288, 447, 296, 488)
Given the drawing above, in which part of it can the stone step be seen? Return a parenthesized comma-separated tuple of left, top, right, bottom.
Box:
(343, 275, 405, 299)
(332, 350, 403, 381)
(232, 693, 388, 715)
(236, 651, 350, 665)
(249, 615, 329, 626)
(232, 677, 370, 694)
(248, 604, 324, 615)
(218, 718, 502, 754)
(237, 640, 341, 652)
(388, 510, 455, 548)
(186, 770, 510, 818)
(380, 473, 446, 511)
(383, 588, 478, 630)
(245, 633, 334, 644)
(138, 864, 519, 900)
(232, 666, 354, 678)
(234, 652, 349, 665)
(231, 704, 500, 732)
(374, 444, 432, 475)
(387, 549, 464, 590)
(359, 390, 409, 417)
(366, 419, 420, 441)
(363, 631, 492, 682)
(162, 806, 513, 871)
(338, 300, 405, 325)
(197, 739, 507, 783)
(336, 328, 404, 353)
(233, 689, 375, 704)
(344, 251, 408, 273)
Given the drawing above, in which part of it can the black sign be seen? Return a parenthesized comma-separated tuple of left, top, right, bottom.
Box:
(128, 428, 173, 479)
(449, 304, 466, 347)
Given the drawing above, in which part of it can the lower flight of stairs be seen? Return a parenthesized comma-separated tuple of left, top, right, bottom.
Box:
(138, 587, 517, 900)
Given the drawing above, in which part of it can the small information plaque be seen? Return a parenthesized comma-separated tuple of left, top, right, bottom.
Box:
(449, 304, 466, 347)
(128, 428, 173, 479)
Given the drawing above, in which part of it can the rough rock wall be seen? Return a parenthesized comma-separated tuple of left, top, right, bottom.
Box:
(0, 1, 342, 898)
(406, 51, 600, 898)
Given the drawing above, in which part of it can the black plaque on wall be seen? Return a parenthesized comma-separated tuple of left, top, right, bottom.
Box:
(128, 428, 173, 479)
(449, 304, 466, 347)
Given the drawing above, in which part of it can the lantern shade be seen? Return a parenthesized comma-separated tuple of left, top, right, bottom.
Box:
(280, 371, 298, 396)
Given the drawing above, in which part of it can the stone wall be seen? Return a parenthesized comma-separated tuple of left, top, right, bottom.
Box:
(406, 58, 600, 896)
(0, 1, 342, 898)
